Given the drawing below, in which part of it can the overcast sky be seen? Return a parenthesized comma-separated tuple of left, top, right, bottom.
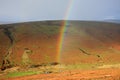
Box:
(0, 0, 120, 23)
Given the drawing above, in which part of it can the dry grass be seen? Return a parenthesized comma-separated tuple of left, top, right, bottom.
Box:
(98, 63, 120, 68)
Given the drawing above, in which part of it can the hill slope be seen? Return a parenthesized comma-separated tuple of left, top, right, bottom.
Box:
(0, 20, 120, 68)
(61, 21, 120, 63)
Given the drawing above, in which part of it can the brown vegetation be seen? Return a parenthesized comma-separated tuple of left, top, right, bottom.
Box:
(0, 20, 120, 69)
(0, 20, 120, 80)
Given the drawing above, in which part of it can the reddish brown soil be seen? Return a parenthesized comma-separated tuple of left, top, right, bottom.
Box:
(3, 68, 120, 80)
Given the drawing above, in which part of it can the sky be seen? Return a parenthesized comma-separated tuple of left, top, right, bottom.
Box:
(0, 0, 120, 24)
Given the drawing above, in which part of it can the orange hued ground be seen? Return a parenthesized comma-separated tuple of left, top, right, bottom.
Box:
(8, 68, 120, 80)
(0, 20, 120, 66)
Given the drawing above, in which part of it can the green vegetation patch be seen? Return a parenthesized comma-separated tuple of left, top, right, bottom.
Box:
(6, 71, 41, 78)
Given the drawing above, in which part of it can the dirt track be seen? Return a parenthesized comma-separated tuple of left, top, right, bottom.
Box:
(4, 68, 120, 80)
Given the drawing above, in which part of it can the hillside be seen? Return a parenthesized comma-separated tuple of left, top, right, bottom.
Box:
(0, 20, 120, 69)
(103, 19, 120, 24)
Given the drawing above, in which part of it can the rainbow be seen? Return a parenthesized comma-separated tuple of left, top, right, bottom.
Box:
(57, 0, 74, 62)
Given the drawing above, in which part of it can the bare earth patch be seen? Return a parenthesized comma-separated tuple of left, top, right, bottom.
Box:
(3, 68, 120, 80)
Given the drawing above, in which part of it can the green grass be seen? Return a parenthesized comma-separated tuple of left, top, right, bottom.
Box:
(6, 71, 41, 78)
